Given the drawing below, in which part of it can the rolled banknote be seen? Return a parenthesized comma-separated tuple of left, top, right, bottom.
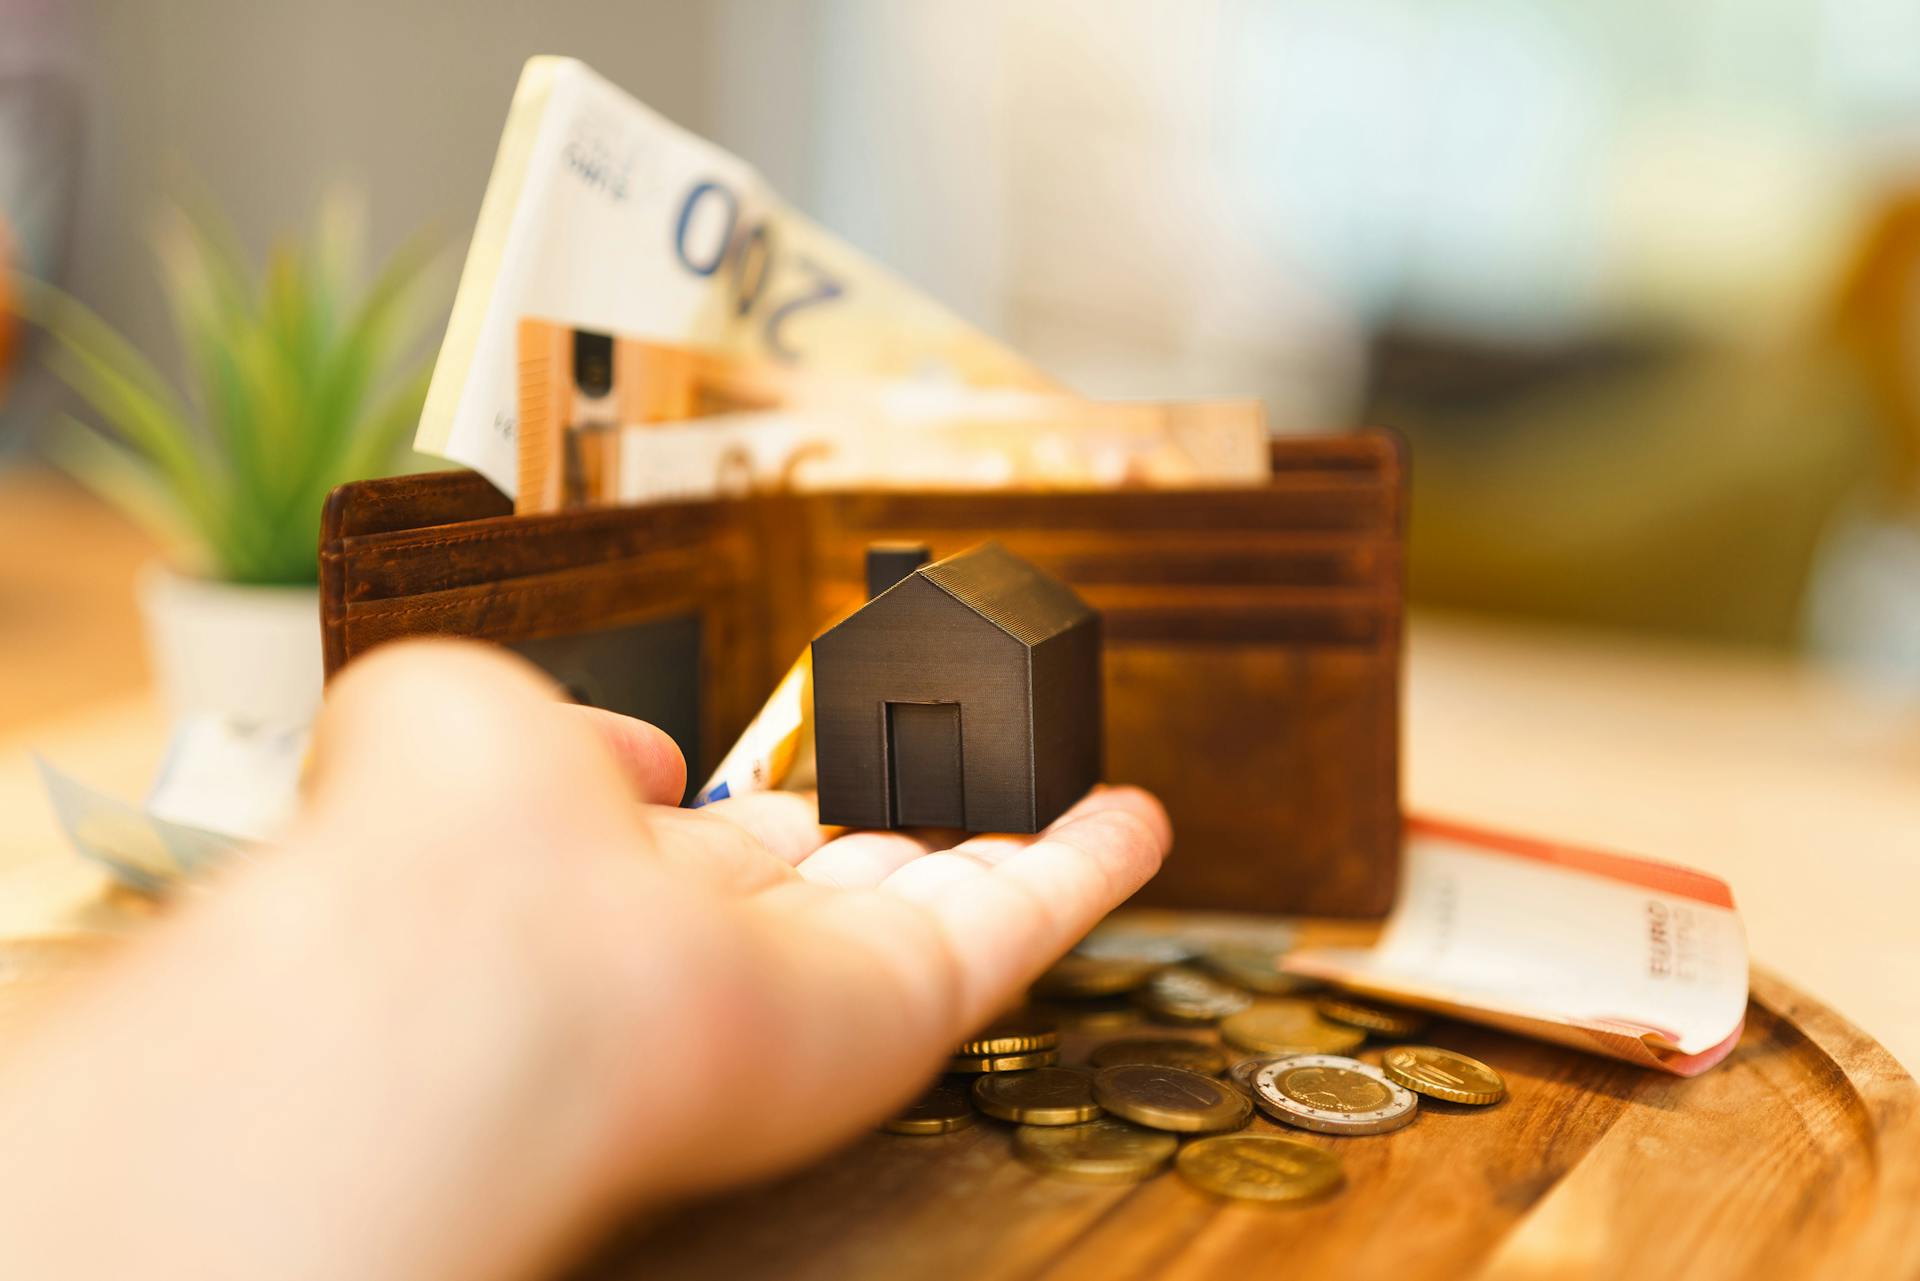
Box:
(692, 649, 815, 808)
(420, 56, 1058, 497)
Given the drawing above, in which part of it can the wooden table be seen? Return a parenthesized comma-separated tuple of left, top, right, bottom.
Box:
(582, 970, 1919, 1281)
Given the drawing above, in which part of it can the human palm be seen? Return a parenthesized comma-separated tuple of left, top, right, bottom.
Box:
(305, 641, 1171, 1202)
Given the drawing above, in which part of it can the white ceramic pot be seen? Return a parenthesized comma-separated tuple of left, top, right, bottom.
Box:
(137, 563, 324, 728)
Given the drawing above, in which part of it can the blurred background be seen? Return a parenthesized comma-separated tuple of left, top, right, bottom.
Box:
(6, 0, 1920, 708)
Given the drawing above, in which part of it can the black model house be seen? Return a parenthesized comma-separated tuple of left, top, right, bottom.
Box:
(812, 541, 1103, 834)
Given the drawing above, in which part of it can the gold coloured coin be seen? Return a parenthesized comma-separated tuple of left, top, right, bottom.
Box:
(1092, 1063, 1253, 1134)
(882, 1085, 976, 1135)
(1198, 944, 1319, 996)
(1253, 1054, 1418, 1136)
(1317, 996, 1429, 1039)
(972, 1067, 1102, 1125)
(1382, 1046, 1506, 1105)
(1220, 1000, 1366, 1056)
(956, 1012, 1060, 1057)
(1014, 1116, 1178, 1184)
(1133, 965, 1252, 1025)
(1033, 952, 1164, 998)
(947, 1048, 1060, 1074)
(1176, 1134, 1344, 1203)
(1088, 1037, 1227, 1076)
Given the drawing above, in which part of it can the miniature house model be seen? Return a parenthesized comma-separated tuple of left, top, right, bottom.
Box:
(812, 542, 1103, 833)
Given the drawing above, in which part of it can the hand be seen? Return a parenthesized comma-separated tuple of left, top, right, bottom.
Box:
(0, 641, 1169, 1281)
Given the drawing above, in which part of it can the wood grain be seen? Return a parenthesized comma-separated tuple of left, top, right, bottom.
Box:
(576, 969, 1920, 1281)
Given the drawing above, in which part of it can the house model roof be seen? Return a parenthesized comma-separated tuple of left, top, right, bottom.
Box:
(907, 541, 1095, 647)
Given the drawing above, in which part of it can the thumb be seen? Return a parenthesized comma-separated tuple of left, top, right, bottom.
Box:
(300, 639, 652, 866)
(563, 705, 687, 807)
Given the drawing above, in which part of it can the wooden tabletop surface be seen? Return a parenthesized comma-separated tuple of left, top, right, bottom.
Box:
(584, 969, 1919, 1281)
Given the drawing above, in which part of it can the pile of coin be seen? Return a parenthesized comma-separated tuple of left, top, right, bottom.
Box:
(882, 925, 1508, 1204)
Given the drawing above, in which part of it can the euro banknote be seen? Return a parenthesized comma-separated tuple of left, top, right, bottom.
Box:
(419, 57, 1057, 497)
(515, 321, 1269, 511)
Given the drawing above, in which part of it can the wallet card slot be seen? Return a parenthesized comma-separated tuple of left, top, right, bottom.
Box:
(813, 478, 1397, 535)
(809, 537, 1396, 593)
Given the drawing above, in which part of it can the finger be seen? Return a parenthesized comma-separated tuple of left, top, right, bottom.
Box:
(565, 706, 687, 806)
(794, 829, 937, 889)
(697, 791, 835, 867)
(933, 833, 1033, 866)
(640, 808, 801, 896)
(1045, 784, 1172, 848)
(303, 639, 650, 867)
(878, 791, 1169, 1025)
(634, 789, 1169, 1193)
(936, 784, 1175, 868)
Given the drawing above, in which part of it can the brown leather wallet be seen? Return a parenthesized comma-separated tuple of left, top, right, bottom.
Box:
(320, 430, 1405, 916)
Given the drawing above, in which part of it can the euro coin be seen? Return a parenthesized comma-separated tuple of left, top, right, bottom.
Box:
(947, 1048, 1059, 1074)
(956, 1012, 1059, 1057)
(1176, 1134, 1344, 1203)
(882, 1085, 976, 1135)
(1253, 1054, 1418, 1136)
(1092, 1063, 1253, 1134)
(972, 1067, 1102, 1125)
(1198, 944, 1318, 996)
(1133, 965, 1252, 1025)
(1033, 952, 1163, 998)
(1088, 1037, 1227, 1076)
(1317, 996, 1429, 1039)
(1382, 1046, 1506, 1105)
(1220, 1000, 1365, 1056)
(1014, 1116, 1178, 1184)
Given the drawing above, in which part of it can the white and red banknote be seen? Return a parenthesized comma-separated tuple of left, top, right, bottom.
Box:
(1288, 816, 1749, 1076)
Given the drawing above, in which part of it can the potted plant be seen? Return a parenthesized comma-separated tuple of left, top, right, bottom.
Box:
(18, 199, 439, 726)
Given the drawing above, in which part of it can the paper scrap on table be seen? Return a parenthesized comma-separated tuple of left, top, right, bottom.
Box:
(36, 757, 245, 894)
(417, 55, 1057, 497)
(1287, 816, 1749, 1075)
(145, 715, 308, 843)
(33, 713, 298, 895)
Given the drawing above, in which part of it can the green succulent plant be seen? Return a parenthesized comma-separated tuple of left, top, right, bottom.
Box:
(18, 198, 440, 585)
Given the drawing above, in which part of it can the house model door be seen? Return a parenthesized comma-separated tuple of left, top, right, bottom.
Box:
(886, 702, 964, 827)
